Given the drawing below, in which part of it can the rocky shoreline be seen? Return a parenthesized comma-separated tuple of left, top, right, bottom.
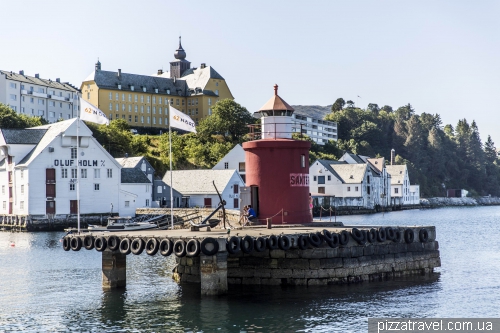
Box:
(421, 196, 500, 207)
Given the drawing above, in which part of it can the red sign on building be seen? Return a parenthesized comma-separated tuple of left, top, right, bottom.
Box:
(290, 173, 309, 187)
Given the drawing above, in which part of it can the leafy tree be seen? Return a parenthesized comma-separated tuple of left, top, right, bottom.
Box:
(367, 103, 380, 115)
(331, 98, 345, 112)
(0, 103, 47, 128)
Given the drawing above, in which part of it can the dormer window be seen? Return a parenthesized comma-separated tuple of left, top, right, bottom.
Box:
(143, 87, 146, 92)
(131, 86, 134, 91)
(118, 84, 121, 90)
(155, 88, 158, 93)
(167, 89, 170, 94)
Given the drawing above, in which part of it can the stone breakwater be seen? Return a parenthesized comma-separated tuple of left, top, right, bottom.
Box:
(174, 226, 440, 287)
(421, 196, 500, 207)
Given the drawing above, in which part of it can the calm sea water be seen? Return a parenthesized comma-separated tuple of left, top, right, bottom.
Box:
(1, 206, 499, 332)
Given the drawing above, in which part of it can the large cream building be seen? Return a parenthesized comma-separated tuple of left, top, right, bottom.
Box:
(81, 38, 233, 131)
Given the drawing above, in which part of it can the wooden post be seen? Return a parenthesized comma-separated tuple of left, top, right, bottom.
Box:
(200, 239, 227, 296)
(102, 250, 126, 289)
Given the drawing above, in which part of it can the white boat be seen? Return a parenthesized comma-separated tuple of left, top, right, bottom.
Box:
(88, 217, 158, 232)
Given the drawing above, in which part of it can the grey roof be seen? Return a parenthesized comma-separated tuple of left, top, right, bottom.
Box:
(315, 159, 346, 181)
(115, 156, 145, 168)
(121, 168, 151, 184)
(1, 70, 80, 92)
(153, 179, 182, 197)
(347, 152, 365, 164)
(386, 165, 407, 185)
(291, 105, 333, 120)
(0, 129, 47, 144)
(163, 169, 242, 194)
(84, 70, 188, 96)
(181, 66, 224, 88)
(330, 164, 368, 184)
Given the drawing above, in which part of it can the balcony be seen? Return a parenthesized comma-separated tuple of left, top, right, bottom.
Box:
(21, 90, 32, 95)
(32, 92, 48, 98)
(50, 95, 65, 102)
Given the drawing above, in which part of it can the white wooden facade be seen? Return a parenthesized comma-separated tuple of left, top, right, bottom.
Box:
(386, 165, 411, 206)
(0, 119, 150, 218)
(212, 144, 246, 182)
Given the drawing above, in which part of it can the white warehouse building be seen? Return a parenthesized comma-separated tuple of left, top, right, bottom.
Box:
(0, 118, 150, 219)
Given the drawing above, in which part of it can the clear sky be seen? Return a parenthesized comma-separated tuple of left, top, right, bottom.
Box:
(2, 0, 499, 144)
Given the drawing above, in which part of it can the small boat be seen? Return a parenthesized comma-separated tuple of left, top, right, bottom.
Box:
(88, 217, 158, 232)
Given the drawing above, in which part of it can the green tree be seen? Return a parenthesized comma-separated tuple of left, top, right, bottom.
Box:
(0, 103, 47, 128)
(331, 98, 345, 112)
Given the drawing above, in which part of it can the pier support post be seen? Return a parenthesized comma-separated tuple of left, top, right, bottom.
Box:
(200, 239, 227, 296)
(102, 250, 126, 289)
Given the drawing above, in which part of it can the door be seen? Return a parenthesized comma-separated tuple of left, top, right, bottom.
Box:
(250, 186, 259, 216)
(46, 201, 56, 214)
(70, 200, 78, 214)
(204, 198, 212, 208)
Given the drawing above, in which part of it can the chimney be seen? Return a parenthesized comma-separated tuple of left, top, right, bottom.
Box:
(56, 78, 60, 83)
(19, 70, 24, 75)
(158, 69, 163, 75)
(117, 69, 121, 78)
(200, 63, 206, 69)
(391, 149, 395, 165)
(35, 73, 39, 78)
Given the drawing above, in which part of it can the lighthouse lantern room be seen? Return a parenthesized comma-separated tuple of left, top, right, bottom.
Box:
(243, 85, 312, 224)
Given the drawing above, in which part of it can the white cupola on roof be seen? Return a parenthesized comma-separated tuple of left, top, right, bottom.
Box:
(254, 84, 295, 139)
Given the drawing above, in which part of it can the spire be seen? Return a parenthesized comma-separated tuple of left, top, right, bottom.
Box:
(174, 36, 186, 60)
(274, 84, 278, 96)
(95, 58, 101, 71)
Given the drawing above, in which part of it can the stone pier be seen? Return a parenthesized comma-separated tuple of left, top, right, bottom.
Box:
(102, 250, 126, 289)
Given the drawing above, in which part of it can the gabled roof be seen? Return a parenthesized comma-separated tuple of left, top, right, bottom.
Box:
(153, 179, 183, 197)
(83, 69, 188, 96)
(0, 129, 47, 145)
(330, 164, 368, 184)
(340, 152, 366, 164)
(315, 159, 346, 181)
(121, 168, 151, 184)
(386, 165, 407, 185)
(181, 66, 224, 91)
(1, 70, 80, 92)
(115, 156, 145, 168)
(163, 169, 243, 195)
(367, 157, 385, 174)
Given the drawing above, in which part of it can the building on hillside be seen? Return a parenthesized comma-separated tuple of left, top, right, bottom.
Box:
(288, 105, 338, 145)
(386, 164, 411, 207)
(0, 118, 150, 219)
(119, 168, 152, 216)
(212, 144, 246, 182)
(409, 185, 420, 205)
(116, 156, 182, 207)
(80, 37, 233, 131)
(0, 70, 80, 122)
(309, 160, 375, 209)
(163, 169, 244, 209)
(339, 152, 392, 208)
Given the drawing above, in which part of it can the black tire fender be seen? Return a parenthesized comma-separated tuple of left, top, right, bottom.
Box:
(70, 237, 82, 251)
(254, 237, 267, 253)
(201, 237, 219, 256)
(385, 227, 395, 241)
(404, 229, 415, 244)
(119, 238, 131, 255)
(419, 228, 429, 243)
(131, 238, 145, 255)
(278, 235, 291, 251)
(145, 238, 159, 256)
(308, 233, 322, 247)
(393, 229, 402, 243)
(62, 236, 71, 251)
(107, 235, 120, 251)
(297, 234, 309, 250)
(367, 228, 377, 243)
(174, 239, 187, 257)
(328, 233, 340, 248)
(266, 235, 279, 250)
(159, 238, 173, 256)
(351, 228, 366, 245)
(241, 236, 255, 254)
(83, 235, 94, 250)
(377, 227, 387, 242)
(339, 230, 350, 246)
(186, 239, 201, 257)
(95, 236, 107, 252)
(226, 236, 241, 254)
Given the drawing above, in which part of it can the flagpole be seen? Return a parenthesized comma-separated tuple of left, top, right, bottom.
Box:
(76, 116, 80, 233)
(169, 112, 174, 230)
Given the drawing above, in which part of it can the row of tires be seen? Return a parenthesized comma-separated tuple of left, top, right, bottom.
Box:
(62, 227, 429, 257)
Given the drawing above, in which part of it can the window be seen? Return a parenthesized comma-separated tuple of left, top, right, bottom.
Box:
(301, 154, 305, 168)
(2, 201, 5, 210)
(141, 96, 144, 103)
(129, 105, 132, 112)
(153, 117, 156, 124)
(355, 186, 359, 191)
(71, 148, 77, 159)
(146, 199, 150, 206)
(128, 94, 132, 102)
(129, 115, 132, 122)
(135, 95, 138, 102)
(159, 97, 162, 104)
(38, 88, 45, 93)
(153, 96, 156, 104)
(208, 98, 212, 106)
(147, 116, 150, 124)
(170, 98, 173, 105)
(49, 111, 55, 118)
(208, 108, 212, 115)
(122, 104, 125, 111)
(141, 116, 144, 123)
(159, 117, 162, 125)
(20, 201, 24, 210)
(234, 198, 239, 209)
(395, 188, 399, 194)
(135, 105, 138, 112)
(224, 162, 229, 169)
(313, 176, 317, 181)
(125, 201, 130, 207)
(87, 92, 90, 99)
(147, 96, 150, 103)
(153, 106, 156, 114)
(122, 93, 125, 101)
(81, 169, 87, 178)
(71, 169, 77, 179)
(176, 99, 179, 106)
(49, 101, 55, 107)
(157, 186, 162, 194)
(109, 114, 113, 120)
(135, 115, 138, 122)
(318, 176, 325, 184)
(70, 183, 75, 191)
(367, 186, 371, 195)
(318, 187, 325, 194)
(109, 92, 112, 100)
(109, 103, 112, 111)
(141, 106, 144, 113)
(115, 93, 119, 100)
(367, 176, 370, 184)
(30, 97, 34, 104)
(147, 106, 150, 113)
(94, 184, 100, 191)
(61, 169, 68, 178)
(215, 90, 219, 96)
(115, 103, 119, 111)
(10, 82, 17, 88)
(20, 185, 24, 194)
(182, 99, 185, 106)
(21, 170, 24, 179)
(347, 186, 351, 192)
(94, 169, 100, 178)
(327, 175, 331, 181)
(107, 169, 112, 178)
(233, 184, 239, 194)
(38, 99, 44, 105)
(10, 94, 17, 101)
(239, 162, 245, 172)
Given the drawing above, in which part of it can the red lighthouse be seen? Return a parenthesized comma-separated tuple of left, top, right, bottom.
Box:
(243, 85, 312, 224)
